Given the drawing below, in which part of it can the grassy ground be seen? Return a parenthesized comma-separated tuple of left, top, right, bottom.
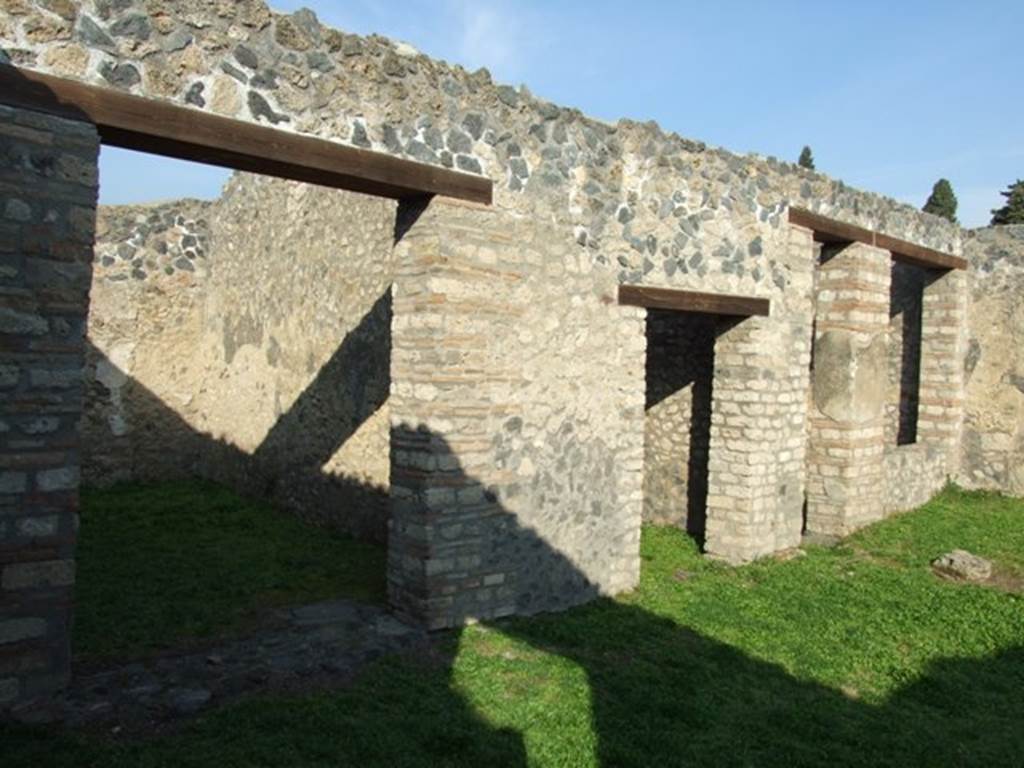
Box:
(73, 480, 387, 662)
(5, 485, 1024, 767)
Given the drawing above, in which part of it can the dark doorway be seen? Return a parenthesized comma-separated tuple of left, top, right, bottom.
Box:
(643, 310, 717, 545)
(889, 261, 927, 445)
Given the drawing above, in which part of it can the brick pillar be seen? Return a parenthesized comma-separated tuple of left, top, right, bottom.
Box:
(0, 106, 99, 720)
(387, 196, 644, 626)
(917, 267, 967, 469)
(703, 225, 815, 564)
(386, 197, 521, 629)
(804, 242, 891, 537)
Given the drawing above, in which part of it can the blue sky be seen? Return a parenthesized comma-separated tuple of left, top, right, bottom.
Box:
(100, 0, 1024, 227)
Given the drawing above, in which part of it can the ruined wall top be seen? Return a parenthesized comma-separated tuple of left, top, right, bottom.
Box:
(965, 225, 1024, 287)
(2, 0, 960, 283)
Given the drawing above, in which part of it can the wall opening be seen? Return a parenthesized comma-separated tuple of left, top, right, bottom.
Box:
(76, 146, 396, 670)
(888, 261, 928, 446)
(643, 310, 717, 546)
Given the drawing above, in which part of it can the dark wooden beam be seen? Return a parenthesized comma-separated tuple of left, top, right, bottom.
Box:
(0, 65, 492, 205)
(618, 285, 770, 317)
(789, 207, 966, 271)
(874, 233, 968, 271)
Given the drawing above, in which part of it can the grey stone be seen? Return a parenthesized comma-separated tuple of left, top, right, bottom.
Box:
(455, 155, 482, 174)
(351, 122, 371, 148)
(221, 62, 248, 83)
(234, 45, 259, 70)
(462, 113, 484, 141)
(0, 618, 47, 645)
(4, 199, 31, 222)
(99, 61, 141, 89)
(446, 128, 473, 154)
(496, 85, 519, 107)
(185, 82, 206, 108)
(0, 308, 47, 336)
(161, 29, 192, 53)
(247, 91, 289, 125)
(109, 14, 150, 41)
(76, 15, 115, 51)
(405, 140, 436, 164)
(168, 687, 211, 714)
(306, 51, 334, 73)
(2, 560, 75, 590)
(932, 550, 993, 582)
(37, 466, 79, 492)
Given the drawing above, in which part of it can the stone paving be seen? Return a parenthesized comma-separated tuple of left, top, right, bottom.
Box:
(63, 599, 428, 731)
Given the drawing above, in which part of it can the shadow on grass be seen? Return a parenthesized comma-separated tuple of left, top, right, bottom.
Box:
(8, 418, 1023, 765)
(74, 479, 387, 663)
(51, 315, 1024, 764)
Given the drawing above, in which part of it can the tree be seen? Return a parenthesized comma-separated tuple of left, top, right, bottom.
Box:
(991, 180, 1024, 225)
(798, 146, 815, 170)
(922, 178, 958, 223)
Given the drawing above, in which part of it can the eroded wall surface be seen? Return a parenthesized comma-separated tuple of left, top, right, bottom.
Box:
(84, 199, 212, 486)
(961, 226, 1024, 495)
(0, 0, 972, 636)
(84, 175, 397, 540)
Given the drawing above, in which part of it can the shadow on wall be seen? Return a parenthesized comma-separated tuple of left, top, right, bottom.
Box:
(84, 306, 390, 542)
(65, 388, 1024, 763)
(889, 262, 939, 447)
(644, 312, 740, 548)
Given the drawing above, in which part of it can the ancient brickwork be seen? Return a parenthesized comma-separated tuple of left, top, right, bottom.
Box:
(0, 104, 99, 719)
(0, 0, 1004, 717)
(960, 226, 1024, 494)
(805, 242, 891, 537)
(389, 197, 644, 627)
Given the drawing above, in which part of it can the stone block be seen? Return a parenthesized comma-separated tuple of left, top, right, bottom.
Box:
(36, 466, 78, 492)
(0, 618, 47, 645)
(2, 559, 75, 590)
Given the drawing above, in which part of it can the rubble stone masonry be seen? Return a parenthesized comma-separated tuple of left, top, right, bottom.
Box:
(0, 0, 1020, 720)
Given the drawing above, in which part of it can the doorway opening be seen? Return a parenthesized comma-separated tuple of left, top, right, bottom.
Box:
(643, 310, 717, 546)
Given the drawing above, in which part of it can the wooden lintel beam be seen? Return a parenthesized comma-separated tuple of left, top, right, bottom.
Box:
(0, 65, 493, 205)
(618, 285, 770, 317)
(788, 207, 966, 271)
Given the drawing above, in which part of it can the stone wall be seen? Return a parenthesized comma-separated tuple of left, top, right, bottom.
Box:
(0, 104, 99, 720)
(960, 226, 1024, 495)
(83, 175, 397, 540)
(0, 0, 994, 711)
(83, 198, 212, 486)
(388, 198, 646, 626)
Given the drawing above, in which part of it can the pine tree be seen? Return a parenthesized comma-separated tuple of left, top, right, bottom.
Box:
(922, 178, 958, 223)
(991, 180, 1024, 225)
(798, 146, 815, 170)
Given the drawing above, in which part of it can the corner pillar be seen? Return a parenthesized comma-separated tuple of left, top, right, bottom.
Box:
(0, 106, 99, 720)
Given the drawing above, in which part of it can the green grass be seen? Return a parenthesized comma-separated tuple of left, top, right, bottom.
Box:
(73, 480, 387, 662)
(5, 485, 1024, 767)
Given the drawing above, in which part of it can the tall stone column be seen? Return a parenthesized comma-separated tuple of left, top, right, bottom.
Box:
(0, 106, 99, 720)
(805, 242, 891, 537)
